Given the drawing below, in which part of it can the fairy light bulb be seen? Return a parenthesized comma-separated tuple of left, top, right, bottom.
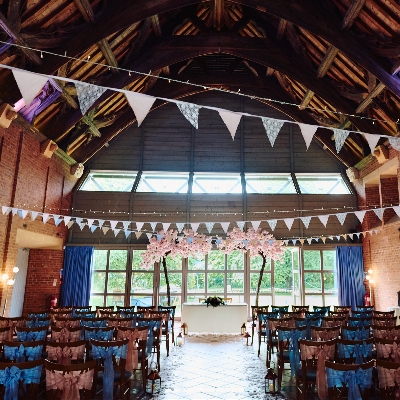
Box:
(368, 269, 373, 275)
(366, 275, 371, 281)
(7, 279, 14, 286)
(369, 279, 374, 284)
(1, 274, 8, 281)
(12, 267, 19, 273)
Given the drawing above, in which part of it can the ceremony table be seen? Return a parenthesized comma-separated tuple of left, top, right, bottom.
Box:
(181, 303, 248, 334)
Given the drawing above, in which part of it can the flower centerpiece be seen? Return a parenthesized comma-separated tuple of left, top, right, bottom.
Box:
(203, 296, 226, 308)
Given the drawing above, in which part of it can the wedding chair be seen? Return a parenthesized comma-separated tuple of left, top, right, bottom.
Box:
(347, 317, 372, 328)
(271, 305, 289, 315)
(95, 306, 114, 317)
(15, 326, 47, 342)
(373, 310, 395, 318)
(54, 316, 80, 328)
(81, 317, 107, 328)
(91, 338, 131, 399)
(276, 325, 307, 391)
(0, 326, 12, 345)
(352, 311, 372, 318)
(75, 311, 97, 320)
(372, 316, 397, 327)
(51, 306, 73, 313)
(296, 339, 336, 400)
(137, 316, 162, 371)
(294, 317, 321, 340)
(51, 326, 82, 342)
(137, 306, 156, 317)
(329, 311, 350, 321)
(256, 311, 279, 356)
(26, 317, 50, 328)
(341, 326, 371, 340)
(0, 317, 25, 340)
(0, 359, 43, 399)
(46, 339, 87, 364)
(72, 306, 92, 316)
(27, 312, 48, 318)
(149, 310, 171, 356)
(45, 359, 95, 400)
(372, 324, 400, 339)
(336, 338, 374, 364)
(3, 340, 44, 362)
(49, 311, 72, 325)
(292, 306, 309, 313)
(116, 306, 136, 314)
(107, 317, 134, 336)
(266, 317, 291, 366)
(313, 306, 330, 316)
(250, 306, 269, 345)
(355, 305, 374, 312)
(375, 337, 400, 362)
(158, 305, 176, 344)
(310, 325, 340, 341)
(333, 306, 351, 313)
(325, 359, 374, 400)
(84, 326, 114, 341)
(97, 310, 118, 318)
(376, 359, 400, 399)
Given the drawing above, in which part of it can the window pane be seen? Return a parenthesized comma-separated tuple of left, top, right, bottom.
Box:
(106, 294, 124, 307)
(166, 255, 183, 271)
(229, 295, 245, 303)
(296, 174, 351, 194)
(192, 174, 242, 194)
(305, 295, 323, 307)
(208, 252, 225, 270)
(292, 249, 299, 271)
(227, 273, 244, 292)
(304, 273, 322, 293)
(160, 273, 182, 293)
(107, 272, 126, 293)
(133, 250, 153, 271)
(303, 250, 321, 270)
(109, 250, 127, 270)
(91, 272, 106, 293)
(207, 273, 225, 292)
(324, 295, 338, 308)
(227, 251, 244, 270)
(250, 295, 272, 307)
(323, 251, 336, 270)
(187, 295, 206, 303)
(94, 250, 108, 270)
(245, 174, 297, 194)
(187, 273, 205, 292)
(250, 255, 271, 271)
(324, 273, 337, 293)
(274, 250, 293, 291)
(80, 172, 137, 192)
(159, 296, 181, 317)
(250, 272, 271, 293)
(89, 295, 104, 308)
(274, 293, 292, 307)
(131, 272, 154, 292)
(136, 173, 189, 193)
(188, 254, 205, 270)
(130, 295, 153, 307)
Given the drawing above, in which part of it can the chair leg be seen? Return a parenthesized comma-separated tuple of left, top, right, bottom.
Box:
(171, 327, 175, 345)
(251, 322, 254, 345)
(166, 333, 170, 356)
(295, 376, 300, 400)
(258, 334, 261, 356)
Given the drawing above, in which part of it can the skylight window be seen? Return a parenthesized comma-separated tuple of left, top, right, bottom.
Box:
(192, 173, 242, 194)
(80, 171, 137, 192)
(136, 173, 189, 193)
(295, 174, 351, 194)
(245, 174, 297, 194)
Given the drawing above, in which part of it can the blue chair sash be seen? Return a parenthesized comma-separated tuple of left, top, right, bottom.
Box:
(342, 327, 369, 340)
(4, 344, 43, 362)
(120, 313, 137, 325)
(27, 313, 48, 318)
(16, 330, 47, 342)
(0, 365, 42, 400)
(326, 367, 373, 400)
(356, 306, 373, 312)
(82, 319, 107, 328)
(258, 312, 279, 324)
(85, 328, 113, 341)
(278, 329, 306, 376)
(26, 319, 49, 328)
(352, 312, 372, 318)
(348, 319, 371, 328)
(337, 342, 373, 364)
(146, 320, 161, 355)
(91, 343, 128, 400)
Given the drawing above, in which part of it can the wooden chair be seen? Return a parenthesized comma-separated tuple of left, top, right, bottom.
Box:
(375, 337, 400, 362)
(45, 359, 96, 400)
(0, 326, 13, 344)
(0, 359, 43, 399)
(0, 317, 25, 341)
(256, 311, 279, 356)
(116, 306, 136, 313)
(294, 317, 321, 340)
(292, 306, 309, 313)
(73, 306, 92, 315)
(107, 317, 134, 335)
(25, 317, 50, 328)
(352, 311, 372, 318)
(137, 306, 156, 316)
(341, 326, 371, 340)
(137, 316, 162, 371)
(84, 326, 114, 341)
(373, 316, 397, 327)
(322, 316, 346, 328)
(49, 311, 72, 325)
(333, 306, 351, 313)
(325, 360, 374, 400)
(271, 305, 289, 315)
(54, 316, 80, 328)
(158, 305, 176, 344)
(46, 339, 87, 364)
(95, 306, 114, 317)
(3, 340, 45, 362)
(313, 306, 330, 316)
(51, 326, 82, 342)
(355, 305, 374, 312)
(266, 317, 292, 367)
(296, 339, 336, 400)
(81, 317, 107, 328)
(15, 326, 47, 342)
(347, 317, 372, 328)
(372, 324, 400, 339)
(250, 306, 269, 345)
(27, 312, 48, 318)
(373, 310, 395, 318)
(329, 311, 349, 320)
(149, 310, 171, 356)
(51, 306, 73, 313)
(75, 311, 97, 319)
(91, 338, 131, 399)
(310, 325, 340, 341)
(376, 359, 400, 399)
(336, 338, 374, 364)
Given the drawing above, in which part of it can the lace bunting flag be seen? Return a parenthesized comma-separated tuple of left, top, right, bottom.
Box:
(236, 221, 245, 231)
(205, 222, 214, 233)
(389, 137, 400, 151)
(373, 208, 383, 220)
(333, 128, 350, 153)
(176, 222, 185, 233)
(75, 82, 107, 115)
(262, 117, 284, 147)
(177, 102, 200, 128)
(267, 219, 277, 231)
(150, 222, 158, 232)
(336, 213, 347, 225)
(190, 222, 200, 232)
(300, 216, 312, 229)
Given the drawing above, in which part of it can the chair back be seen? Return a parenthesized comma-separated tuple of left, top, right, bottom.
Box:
(251, 306, 269, 321)
(333, 306, 351, 313)
(322, 316, 346, 328)
(376, 359, 400, 399)
(325, 360, 374, 400)
(27, 312, 48, 318)
(372, 324, 400, 339)
(355, 305, 374, 312)
(107, 317, 133, 330)
(46, 340, 87, 364)
(271, 305, 289, 315)
(136, 317, 162, 355)
(329, 311, 349, 320)
(3, 340, 44, 362)
(341, 326, 370, 340)
(51, 306, 73, 313)
(97, 310, 118, 318)
(54, 317, 80, 328)
(84, 326, 114, 341)
(292, 305, 309, 313)
(137, 306, 156, 316)
(313, 306, 330, 316)
(281, 311, 301, 320)
(51, 326, 82, 342)
(73, 306, 92, 316)
(95, 306, 114, 316)
(50, 311, 72, 325)
(336, 338, 374, 364)
(373, 310, 395, 318)
(373, 316, 397, 327)
(0, 317, 25, 329)
(81, 317, 107, 328)
(375, 337, 400, 362)
(352, 311, 372, 318)
(347, 317, 372, 328)
(310, 325, 340, 341)
(0, 326, 12, 344)
(45, 359, 95, 400)
(75, 311, 96, 319)
(116, 306, 136, 313)
(267, 317, 292, 332)
(15, 326, 47, 341)
(294, 317, 321, 339)
(257, 311, 279, 326)
(26, 317, 50, 328)
(117, 326, 148, 371)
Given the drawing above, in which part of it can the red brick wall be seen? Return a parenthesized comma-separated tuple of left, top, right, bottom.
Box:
(0, 120, 77, 316)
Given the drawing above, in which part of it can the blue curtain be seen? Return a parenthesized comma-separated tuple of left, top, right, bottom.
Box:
(336, 246, 365, 310)
(60, 246, 94, 306)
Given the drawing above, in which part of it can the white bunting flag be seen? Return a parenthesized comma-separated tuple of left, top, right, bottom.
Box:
(110, 220, 118, 230)
(283, 240, 289, 246)
(54, 216, 63, 226)
(20, 209, 29, 219)
(236, 221, 245, 231)
(191, 222, 200, 232)
(162, 223, 170, 232)
(336, 213, 347, 225)
(354, 210, 366, 223)
(388, 137, 400, 151)
(12, 69, 48, 107)
(336, 235, 341, 241)
(97, 219, 105, 227)
(79, 223, 86, 231)
(1, 206, 11, 215)
(218, 110, 242, 140)
(284, 218, 295, 230)
(374, 229, 379, 235)
(298, 124, 318, 149)
(135, 232, 142, 240)
(63, 216, 71, 225)
(393, 206, 400, 218)
(267, 219, 277, 231)
(145, 233, 152, 241)
(136, 222, 144, 232)
(75, 82, 107, 115)
(363, 133, 380, 154)
(373, 208, 383, 221)
(11, 208, 18, 216)
(31, 211, 38, 221)
(348, 233, 354, 240)
(205, 222, 214, 233)
(75, 217, 82, 225)
(355, 233, 361, 238)
(67, 221, 74, 229)
(86, 219, 95, 228)
(318, 215, 329, 227)
(177, 236, 184, 243)
(176, 222, 185, 233)
(220, 222, 230, 233)
(333, 128, 350, 153)
(262, 117, 284, 147)
(122, 221, 130, 230)
(125, 91, 156, 126)
(251, 220, 261, 231)
(300, 216, 312, 229)
(306, 238, 312, 245)
(102, 227, 109, 235)
(42, 213, 50, 224)
(113, 229, 120, 237)
(150, 222, 157, 232)
(177, 102, 200, 129)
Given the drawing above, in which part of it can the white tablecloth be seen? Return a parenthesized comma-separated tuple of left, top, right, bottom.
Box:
(181, 303, 248, 334)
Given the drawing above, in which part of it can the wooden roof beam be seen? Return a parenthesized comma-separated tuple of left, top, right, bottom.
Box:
(97, 39, 119, 74)
(341, 0, 366, 30)
(151, 15, 162, 37)
(213, 0, 225, 31)
(73, 0, 96, 24)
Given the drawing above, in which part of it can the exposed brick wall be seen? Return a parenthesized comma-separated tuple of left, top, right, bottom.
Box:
(0, 120, 77, 316)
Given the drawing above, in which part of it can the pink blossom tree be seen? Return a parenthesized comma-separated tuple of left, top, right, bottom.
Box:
(141, 229, 212, 305)
(218, 227, 284, 306)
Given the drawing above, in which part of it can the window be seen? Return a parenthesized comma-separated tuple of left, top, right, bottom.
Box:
(295, 173, 351, 194)
(80, 171, 137, 192)
(136, 172, 189, 193)
(130, 250, 154, 307)
(192, 173, 242, 194)
(245, 174, 297, 194)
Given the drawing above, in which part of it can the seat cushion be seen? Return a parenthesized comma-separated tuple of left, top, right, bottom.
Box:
(276, 350, 290, 361)
(97, 369, 132, 383)
(295, 368, 317, 381)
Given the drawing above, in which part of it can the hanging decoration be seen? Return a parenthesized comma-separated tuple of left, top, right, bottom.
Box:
(75, 82, 107, 115)
(284, 218, 295, 230)
(218, 110, 242, 140)
(373, 208, 383, 220)
(318, 215, 329, 227)
(177, 102, 200, 129)
(125, 91, 156, 126)
(332, 128, 350, 153)
(12, 69, 48, 107)
(336, 213, 347, 225)
(267, 219, 277, 231)
(388, 137, 400, 151)
(236, 221, 245, 231)
(262, 117, 285, 147)
(298, 124, 318, 149)
(300, 216, 312, 229)
(363, 133, 381, 154)
(220, 222, 230, 234)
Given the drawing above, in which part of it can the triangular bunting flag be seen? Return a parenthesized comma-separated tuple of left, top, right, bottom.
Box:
(251, 221, 261, 231)
(146, 233, 152, 240)
(31, 211, 38, 220)
(363, 133, 380, 154)
(125, 230, 131, 239)
(110, 220, 118, 230)
(299, 239, 305, 245)
(321, 237, 326, 243)
(75, 82, 107, 115)
(90, 225, 98, 233)
(191, 222, 200, 232)
(1, 206, 11, 215)
(11, 208, 18, 216)
(283, 240, 289, 246)
(97, 219, 105, 227)
(177, 236, 185, 243)
(102, 227, 109, 235)
(177, 102, 200, 129)
(157, 234, 163, 241)
(113, 229, 120, 237)
(67, 221, 74, 229)
(205, 222, 214, 233)
(122, 221, 130, 230)
(136, 222, 144, 231)
(318, 215, 329, 227)
(236, 221, 245, 231)
(12, 69, 48, 107)
(220, 222, 230, 233)
(42, 213, 50, 224)
(75, 217, 82, 225)
(388, 137, 400, 151)
(20, 210, 28, 219)
(54, 217, 63, 227)
(374, 229, 379, 235)
(291, 239, 297, 245)
(348, 233, 354, 240)
(79, 223, 86, 231)
(150, 222, 157, 232)
(176, 222, 185, 233)
(125, 91, 156, 127)
(162, 223, 170, 232)
(355, 233, 361, 238)
(336, 213, 347, 225)
(262, 117, 284, 147)
(218, 110, 242, 140)
(284, 218, 295, 230)
(300, 216, 312, 229)
(298, 124, 318, 149)
(135, 232, 142, 240)
(373, 208, 383, 220)
(336, 236, 341, 241)
(306, 238, 312, 244)
(63, 216, 71, 225)
(393, 206, 400, 218)
(267, 219, 277, 231)
(86, 219, 95, 228)
(354, 210, 366, 223)
(333, 128, 350, 153)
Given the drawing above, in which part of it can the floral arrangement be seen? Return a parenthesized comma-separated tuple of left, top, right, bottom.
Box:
(203, 296, 226, 308)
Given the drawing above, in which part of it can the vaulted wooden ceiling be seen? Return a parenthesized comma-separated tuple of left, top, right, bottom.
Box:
(0, 0, 399, 167)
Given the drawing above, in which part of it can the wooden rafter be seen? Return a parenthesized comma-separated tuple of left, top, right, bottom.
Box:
(97, 39, 119, 74)
(213, 0, 225, 31)
(73, 0, 95, 24)
(151, 15, 162, 37)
